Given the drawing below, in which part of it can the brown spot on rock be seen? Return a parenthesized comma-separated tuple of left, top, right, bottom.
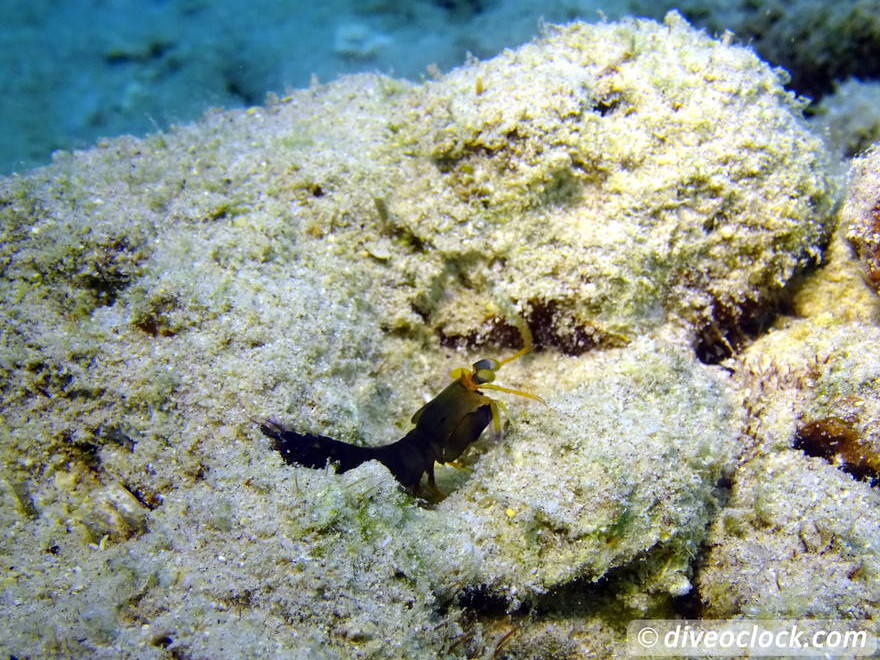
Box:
(438, 300, 629, 356)
(794, 416, 879, 486)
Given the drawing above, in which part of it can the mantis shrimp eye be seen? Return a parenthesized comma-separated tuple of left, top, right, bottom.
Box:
(472, 358, 500, 371)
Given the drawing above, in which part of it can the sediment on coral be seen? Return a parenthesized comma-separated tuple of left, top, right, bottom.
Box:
(845, 146, 880, 293)
(698, 450, 880, 619)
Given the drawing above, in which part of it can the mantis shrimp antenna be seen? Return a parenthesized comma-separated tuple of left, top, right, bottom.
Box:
(448, 320, 545, 438)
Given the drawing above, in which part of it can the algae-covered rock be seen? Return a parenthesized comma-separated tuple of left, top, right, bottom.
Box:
(845, 145, 880, 294)
(642, 0, 880, 101)
(696, 317, 880, 620)
(381, 12, 837, 349)
(0, 13, 838, 355)
(699, 450, 880, 618)
(438, 335, 742, 599)
(0, 12, 843, 659)
(735, 317, 880, 486)
(0, 458, 475, 658)
(792, 226, 880, 325)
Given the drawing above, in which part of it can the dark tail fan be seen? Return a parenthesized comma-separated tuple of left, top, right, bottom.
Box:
(258, 420, 435, 489)
(259, 420, 377, 472)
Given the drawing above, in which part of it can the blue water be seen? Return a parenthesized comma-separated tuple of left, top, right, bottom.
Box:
(0, 0, 862, 176)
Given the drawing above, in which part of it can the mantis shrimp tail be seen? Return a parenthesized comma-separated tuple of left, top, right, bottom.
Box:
(259, 419, 437, 492)
(259, 420, 378, 473)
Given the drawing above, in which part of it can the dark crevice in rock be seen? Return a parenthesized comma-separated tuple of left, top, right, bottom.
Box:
(438, 299, 629, 357)
(693, 294, 791, 365)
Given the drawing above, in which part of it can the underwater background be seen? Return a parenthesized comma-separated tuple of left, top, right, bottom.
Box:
(3, 0, 880, 175)
(2, 1, 880, 658)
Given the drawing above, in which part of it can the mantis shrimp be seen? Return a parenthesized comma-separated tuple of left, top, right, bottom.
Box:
(259, 337, 543, 493)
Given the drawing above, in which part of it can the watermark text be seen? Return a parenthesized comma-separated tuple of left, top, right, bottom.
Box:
(627, 620, 876, 656)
